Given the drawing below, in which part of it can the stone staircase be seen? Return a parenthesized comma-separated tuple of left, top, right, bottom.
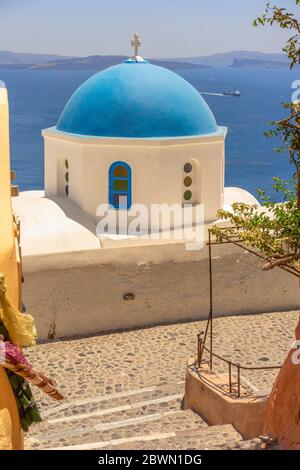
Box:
(25, 382, 261, 450)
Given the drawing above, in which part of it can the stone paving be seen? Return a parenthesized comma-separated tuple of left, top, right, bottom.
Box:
(26, 310, 299, 415)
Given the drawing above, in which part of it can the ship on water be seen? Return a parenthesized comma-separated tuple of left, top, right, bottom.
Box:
(223, 89, 241, 96)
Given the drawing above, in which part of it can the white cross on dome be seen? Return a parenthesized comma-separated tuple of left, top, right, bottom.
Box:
(131, 33, 143, 61)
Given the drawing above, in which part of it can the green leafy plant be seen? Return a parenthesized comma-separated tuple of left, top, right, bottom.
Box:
(253, 1, 300, 68)
(213, 1, 300, 273)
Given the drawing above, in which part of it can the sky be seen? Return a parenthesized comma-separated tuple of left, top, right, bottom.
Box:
(0, 0, 296, 58)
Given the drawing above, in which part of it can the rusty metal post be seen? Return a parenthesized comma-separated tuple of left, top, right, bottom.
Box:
(197, 333, 202, 367)
(208, 229, 213, 370)
(237, 364, 241, 397)
(228, 361, 232, 395)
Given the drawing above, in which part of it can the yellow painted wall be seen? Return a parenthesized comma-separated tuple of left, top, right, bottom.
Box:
(0, 85, 20, 305)
(0, 82, 23, 450)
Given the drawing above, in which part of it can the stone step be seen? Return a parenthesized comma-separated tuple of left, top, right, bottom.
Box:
(26, 393, 185, 448)
(45, 424, 243, 451)
(40, 381, 185, 420)
(104, 424, 244, 451)
(27, 409, 208, 450)
(25, 379, 258, 451)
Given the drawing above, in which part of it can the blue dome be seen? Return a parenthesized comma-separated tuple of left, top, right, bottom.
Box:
(57, 60, 218, 139)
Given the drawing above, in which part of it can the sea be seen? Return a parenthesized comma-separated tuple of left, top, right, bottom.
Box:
(0, 66, 299, 201)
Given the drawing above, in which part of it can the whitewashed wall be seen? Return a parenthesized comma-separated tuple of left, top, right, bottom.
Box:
(43, 128, 226, 226)
(22, 242, 299, 342)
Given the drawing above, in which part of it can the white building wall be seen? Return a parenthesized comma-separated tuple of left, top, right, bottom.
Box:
(43, 128, 226, 227)
(66, 144, 84, 208)
(44, 134, 84, 207)
(44, 137, 59, 196)
(22, 242, 299, 342)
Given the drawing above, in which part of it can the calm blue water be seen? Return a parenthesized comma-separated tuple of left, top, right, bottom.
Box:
(0, 67, 299, 200)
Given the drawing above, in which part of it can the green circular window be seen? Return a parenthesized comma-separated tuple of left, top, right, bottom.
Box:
(184, 162, 192, 173)
(184, 190, 192, 201)
(65, 159, 69, 170)
(184, 176, 192, 187)
(65, 185, 69, 196)
(65, 172, 69, 183)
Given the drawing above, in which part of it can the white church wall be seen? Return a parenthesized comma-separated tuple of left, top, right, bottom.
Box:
(198, 140, 225, 221)
(44, 134, 85, 208)
(67, 144, 85, 208)
(43, 129, 225, 229)
(159, 138, 225, 222)
(81, 141, 162, 219)
(44, 137, 59, 195)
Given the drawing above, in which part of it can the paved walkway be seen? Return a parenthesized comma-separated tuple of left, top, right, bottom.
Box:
(26, 310, 299, 415)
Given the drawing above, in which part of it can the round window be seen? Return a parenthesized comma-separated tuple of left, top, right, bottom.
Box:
(184, 190, 192, 201)
(183, 162, 192, 173)
(184, 176, 192, 187)
(65, 185, 69, 196)
(65, 172, 69, 183)
(65, 159, 69, 170)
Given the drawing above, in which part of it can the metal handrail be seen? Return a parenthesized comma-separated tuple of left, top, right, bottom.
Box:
(196, 228, 285, 397)
(197, 332, 281, 397)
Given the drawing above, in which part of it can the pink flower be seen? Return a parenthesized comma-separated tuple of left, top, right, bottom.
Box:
(4, 341, 31, 366)
(0, 339, 5, 364)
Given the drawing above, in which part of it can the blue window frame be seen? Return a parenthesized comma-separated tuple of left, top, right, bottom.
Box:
(109, 161, 132, 209)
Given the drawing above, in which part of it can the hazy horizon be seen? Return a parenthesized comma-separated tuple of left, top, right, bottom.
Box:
(0, 0, 296, 58)
(0, 48, 288, 60)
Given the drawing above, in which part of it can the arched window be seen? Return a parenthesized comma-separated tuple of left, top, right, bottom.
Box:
(109, 162, 132, 209)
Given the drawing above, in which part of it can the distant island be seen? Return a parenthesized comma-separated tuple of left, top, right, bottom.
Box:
(29, 55, 210, 71)
(167, 50, 289, 67)
(0, 52, 209, 72)
(0, 49, 292, 71)
(230, 58, 289, 69)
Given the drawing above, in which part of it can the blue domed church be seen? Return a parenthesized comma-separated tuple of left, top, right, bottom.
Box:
(43, 34, 227, 227)
(11, 35, 263, 339)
